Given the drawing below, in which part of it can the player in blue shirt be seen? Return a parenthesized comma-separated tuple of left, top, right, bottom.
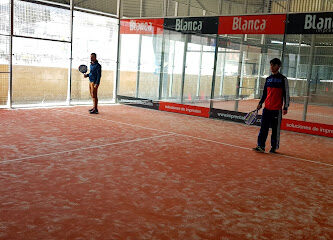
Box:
(84, 53, 102, 114)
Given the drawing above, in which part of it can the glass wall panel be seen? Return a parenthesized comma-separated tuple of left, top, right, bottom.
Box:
(183, 35, 215, 108)
(0, 0, 10, 35)
(213, 34, 284, 113)
(308, 35, 333, 125)
(14, 0, 71, 41)
(160, 30, 185, 102)
(118, 34, 140, 97)
(12, 37, 70, 105)
(213, 35, 242, 111)
(0, 34, 9, 106)
(0, 0, 10, 106)
(283, 34, 333, 125)
(238, 34, 283, 114)
(137, 35, 163, 100)
(72, 11, 118, 103)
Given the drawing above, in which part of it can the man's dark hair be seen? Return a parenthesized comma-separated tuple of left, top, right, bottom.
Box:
(91, 53, 97, 57)
(270, 58, 281, 66)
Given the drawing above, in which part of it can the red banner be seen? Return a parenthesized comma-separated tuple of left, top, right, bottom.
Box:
(219, 14, 286, 35)
(120, 19, 164, 34)
(159, 102, 210, 118)
(281, 119, 333, 138)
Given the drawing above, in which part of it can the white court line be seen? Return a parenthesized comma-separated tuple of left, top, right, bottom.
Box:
(55, 108, 333, 168)
(0, 133, 175, 165)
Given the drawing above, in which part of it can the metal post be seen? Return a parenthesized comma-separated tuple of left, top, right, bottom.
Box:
(255, 0, 268, 99)
(8, 0, 13, 108)
(280, 0, 291, 75)
(218, 0, 222, 14)
(255, 35, 266, 98)
(234, 35, 245, 111)
(67, 0, 74, 105)
(302, 34, 315, 121)
(234, 0, 248, 111)
(180, 1, 190, 103)
(163, 0, 167, 17)
(140, 0, 143, 17)
(219, 48, 226, 97)
(114, 0, 122, 102)
(169, 39, 176, 98)
(136, 0, 143, 98)
(136, 35, 142, 98)
(180, 35, 188, 104)
(175, 1, 178, 16)
(286, 0, 291, 13)
(239, 41, 246, 97)
(196, 43, 203, 98)
(158, 0, 168, 100)
(281, 43, 287, 72)
(168, 4, 178, 98)
(158, 36, 166, 100)
(209, 35, 219, 110)
(218, 0, 226, 97)
(295, 34, 303, 82)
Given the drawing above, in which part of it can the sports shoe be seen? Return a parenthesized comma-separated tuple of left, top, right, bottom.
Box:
(253, 146, 265, 153)
(90, 109, 99, 114)
(269, 148, 277, 153)
(89, 108, 94, 112)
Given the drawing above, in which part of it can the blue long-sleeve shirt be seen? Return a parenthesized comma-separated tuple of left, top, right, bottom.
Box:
(89, 61, 102, 85)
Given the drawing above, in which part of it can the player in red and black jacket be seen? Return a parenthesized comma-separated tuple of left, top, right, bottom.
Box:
(253, 58, 290, 153)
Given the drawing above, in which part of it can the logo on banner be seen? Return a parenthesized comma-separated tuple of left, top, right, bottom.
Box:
(219, 14, 286, 34)
(232, 17, 267, 31)
(304, 14, 333, 33)
(117, 95, 159, 110)
(129, 20, 154, 33)
(287, 12, 333, 34)
(159, 102, 210, 118)
(120, 19, 164, 34)
(210, 108, 262, 126)
(175, 19, 203, 32)
(282, 119, 333, 138)
(164, 17, 219, 34)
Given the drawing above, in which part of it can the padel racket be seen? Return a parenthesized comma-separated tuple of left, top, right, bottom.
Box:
(244, 109, 258, 125)
(78, 64, 87, 74)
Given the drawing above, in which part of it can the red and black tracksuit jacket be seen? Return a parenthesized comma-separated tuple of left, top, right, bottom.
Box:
(257, 72, 290, 149)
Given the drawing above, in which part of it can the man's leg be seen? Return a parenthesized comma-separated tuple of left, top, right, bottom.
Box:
(271, 110, 282, 151)
(89, 82, 94, 111)
(257, 108, 271, 150)
(92, 85, 98, 113)
(89, 82, 94, 98)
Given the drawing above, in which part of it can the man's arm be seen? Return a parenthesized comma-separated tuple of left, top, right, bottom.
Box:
(94, 64, 102, 86)
(257, 82, 267, 110)
(283, 77, 290, 114)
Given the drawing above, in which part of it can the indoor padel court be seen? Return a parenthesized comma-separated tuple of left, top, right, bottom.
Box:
(1, 0, 333, 239)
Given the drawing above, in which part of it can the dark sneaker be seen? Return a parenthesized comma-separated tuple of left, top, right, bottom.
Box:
(269, 148, 277, 154)
(90, 109, 99, 114)
(89, 108, 94, 112)
(253, 146, 265, 153)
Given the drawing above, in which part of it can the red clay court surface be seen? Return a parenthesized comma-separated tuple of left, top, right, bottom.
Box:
(0, 105, 332, 240)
